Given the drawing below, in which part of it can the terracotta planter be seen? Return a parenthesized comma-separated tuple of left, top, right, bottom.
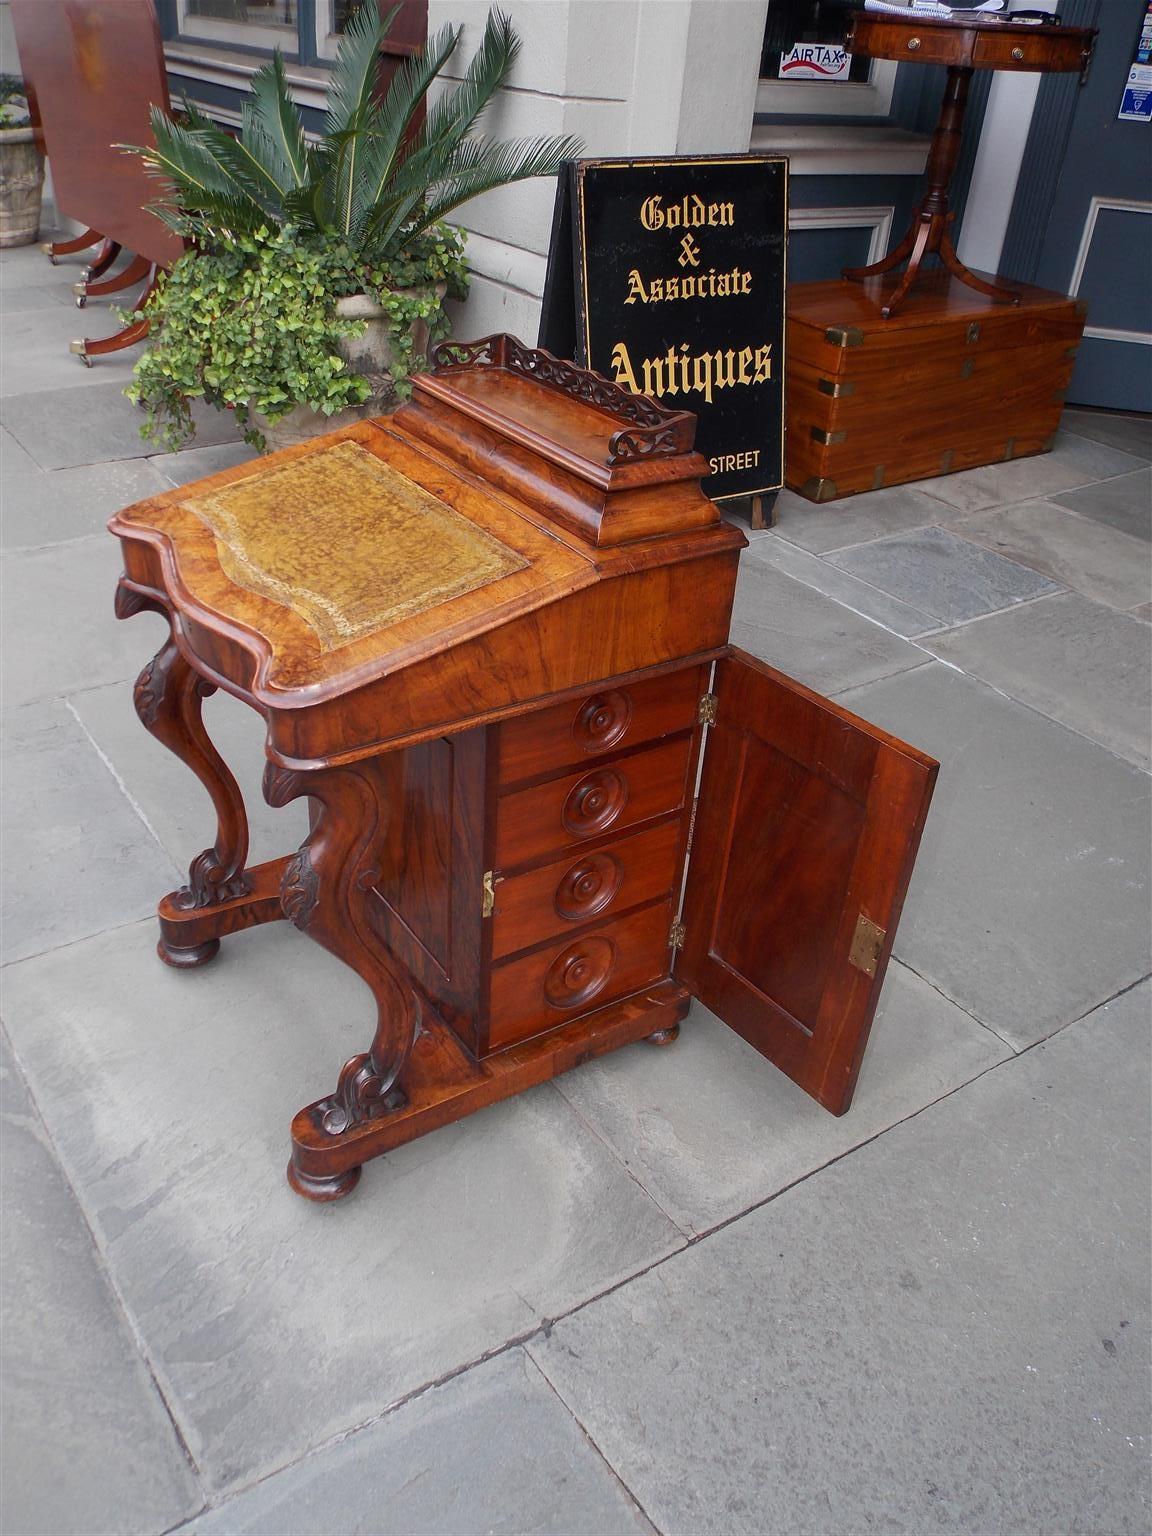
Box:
(0, 127, 44, 248)
(250, 284, 447, 453)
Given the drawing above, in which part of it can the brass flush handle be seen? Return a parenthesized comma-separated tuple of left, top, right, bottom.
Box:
(907, 35, 921, 50)
(1011, 46, 1025, 61)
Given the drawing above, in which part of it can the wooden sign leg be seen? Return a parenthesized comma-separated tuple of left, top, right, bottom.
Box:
(750, 492, 778, 530)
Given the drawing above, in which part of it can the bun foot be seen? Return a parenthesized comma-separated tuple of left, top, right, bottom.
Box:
(645, 1023, 680, 1047)
(287, 1159, 361, 1202)
(157, 936, 220, 969)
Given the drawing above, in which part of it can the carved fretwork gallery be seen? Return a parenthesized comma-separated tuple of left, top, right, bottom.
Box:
(111, 336, 937, 1203)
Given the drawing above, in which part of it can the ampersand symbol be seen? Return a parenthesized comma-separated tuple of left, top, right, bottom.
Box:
(677, 233, 701, 269)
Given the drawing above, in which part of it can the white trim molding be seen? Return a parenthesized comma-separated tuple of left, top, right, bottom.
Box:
(750, 122, 928, 177)
(788, 204, 894, 264)
(1068, 196, 1152, 346)
(164, 42, 331, 112)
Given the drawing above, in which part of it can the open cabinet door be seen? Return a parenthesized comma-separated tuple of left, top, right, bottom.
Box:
(677, 649, 938, 1115)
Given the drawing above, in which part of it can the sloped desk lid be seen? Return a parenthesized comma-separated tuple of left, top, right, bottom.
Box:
(109, 340, 745, 764)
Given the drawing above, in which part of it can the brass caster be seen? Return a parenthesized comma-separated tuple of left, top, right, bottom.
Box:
(75, 295, 87, 309)
(69, 340, 92, 367)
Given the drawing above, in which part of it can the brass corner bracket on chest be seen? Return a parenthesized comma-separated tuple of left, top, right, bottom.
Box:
(698, 692, 718, 726)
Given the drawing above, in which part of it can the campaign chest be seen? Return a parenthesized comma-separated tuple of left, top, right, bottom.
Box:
(109, 335, 937, 1202)
(786, 272, 1086, 502)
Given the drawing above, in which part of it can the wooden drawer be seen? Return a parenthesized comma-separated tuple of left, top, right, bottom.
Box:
(487, 900, 673, 1052)
(494, 735, 694, 869)
(496, 664, 704, 785)
(490, 818, 683, 961)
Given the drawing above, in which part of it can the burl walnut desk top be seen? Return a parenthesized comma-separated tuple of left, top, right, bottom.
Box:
(111, 336, 937, 1203)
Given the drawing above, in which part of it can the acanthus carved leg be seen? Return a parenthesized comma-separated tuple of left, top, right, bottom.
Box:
(121, 584, 254, 966)
(265, 761, 418, 1202)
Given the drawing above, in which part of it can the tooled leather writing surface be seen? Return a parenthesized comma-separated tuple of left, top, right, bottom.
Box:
(183, 440, 528, 652)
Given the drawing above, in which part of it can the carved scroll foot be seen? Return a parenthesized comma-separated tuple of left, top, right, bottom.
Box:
(645, 1024, 680, 1047)
(157, 935, 221, 970)
(265, 761, 418, 1200)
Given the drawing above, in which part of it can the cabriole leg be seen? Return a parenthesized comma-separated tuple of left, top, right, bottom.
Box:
(265, 760, 419, 1202)
(118, 582, 258, 966)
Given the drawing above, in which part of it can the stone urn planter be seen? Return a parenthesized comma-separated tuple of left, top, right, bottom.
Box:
(251, 284, 447, 453)
(0, 126, 44, 248)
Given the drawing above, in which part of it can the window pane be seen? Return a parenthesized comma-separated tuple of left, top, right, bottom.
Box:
(186, 0, 298, 30)
(761, 1, 870, 83)
(332, 0, 371, 31)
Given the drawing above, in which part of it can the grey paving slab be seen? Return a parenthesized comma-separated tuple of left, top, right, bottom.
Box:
(1, 457, 169, 552)
(1063, 406, 1152, 461)
(837, 663, 1151, 1047)
(1133, 602, 1152, 623)
(1, 699, 180, 963)
(924, 590, 1152, 770)
(767, 483, 943, 554)
(531, 983, 1152, 1536)
(1, 533, 170, 708)
(1051, 466, 1152, 543)
(72, 680, 309, 872)
(184, 1348, 651, 1536)
(0, 381, 239, 469)
(916, 449, 1122, 513)
(0, 301, 144, 397)
(0, 241, 72, 290)
(0, 278, 74, 312)
(729, 555, 928, 695)
(744, 533, 937, 637)
(149, 440, 261, 488)
(0, 919, 685, 1494)
(827, 525, 1062, 625)
(1045, 424, 1151, 480)
(943, 497, 1152, 611)
(0, 1033, 203, 1536)
(1, 422, 41, 473)
(555, 962, 1010, 1237)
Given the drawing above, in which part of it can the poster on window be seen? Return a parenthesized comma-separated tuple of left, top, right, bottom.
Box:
(539, 155, 788, 504)
(1119, 1, 1152, 121)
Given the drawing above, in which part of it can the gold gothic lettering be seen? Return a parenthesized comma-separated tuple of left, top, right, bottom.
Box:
(624, 267, 754, 304)
(640, 194, 735, 232)
(610, 341, 773, 406)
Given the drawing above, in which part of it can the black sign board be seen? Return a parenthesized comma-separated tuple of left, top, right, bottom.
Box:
(539, 154, 788, 504)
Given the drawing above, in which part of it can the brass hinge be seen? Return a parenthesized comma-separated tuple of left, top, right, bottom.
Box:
(669, 919, 686, 952)
(481, 870, 499, 918)
(959, 358, 974, 381)
(698, 692, 718, 726)
(966, 322, 981, 344)
(848, 913, 886, 978)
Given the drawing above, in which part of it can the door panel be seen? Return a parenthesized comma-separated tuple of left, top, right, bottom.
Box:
(677, 649, 937, 1115)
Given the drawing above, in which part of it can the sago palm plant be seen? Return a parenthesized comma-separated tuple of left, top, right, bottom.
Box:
(129, 4, 578, 264)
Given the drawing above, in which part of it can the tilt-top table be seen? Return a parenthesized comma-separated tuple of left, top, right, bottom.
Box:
(109, 337, 937, 1203)
(843, 10, 1096, 318)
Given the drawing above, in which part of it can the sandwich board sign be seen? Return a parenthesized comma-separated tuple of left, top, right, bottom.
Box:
(539, 154, 788, 519)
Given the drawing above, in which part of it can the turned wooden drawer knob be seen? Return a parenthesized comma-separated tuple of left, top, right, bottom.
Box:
(573, 689, 632, 752)
(1011, 46, 1025, 61)
(562, 767, 628, 837)
(544, 935, 615, 1009)
(907, 36, 921, 50)
(554, 851, 622, 921)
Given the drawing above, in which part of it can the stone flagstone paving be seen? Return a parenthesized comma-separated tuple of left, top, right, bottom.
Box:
(1, 235, 1149, 1535)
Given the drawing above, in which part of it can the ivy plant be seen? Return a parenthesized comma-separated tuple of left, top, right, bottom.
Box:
(126, 223, 468, 452)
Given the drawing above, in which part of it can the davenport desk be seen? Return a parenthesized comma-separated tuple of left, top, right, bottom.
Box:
(110, 336, 938, 1203)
